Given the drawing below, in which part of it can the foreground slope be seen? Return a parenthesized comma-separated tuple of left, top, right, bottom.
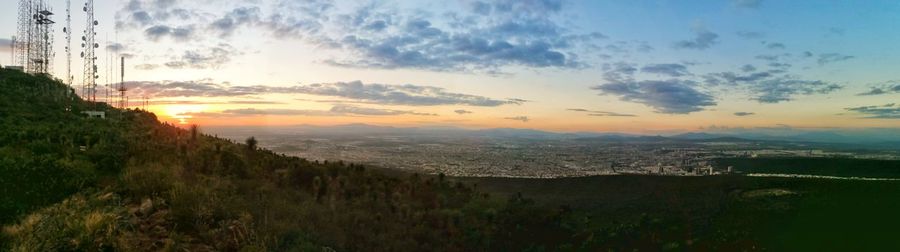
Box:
(0, 69, 663, 251)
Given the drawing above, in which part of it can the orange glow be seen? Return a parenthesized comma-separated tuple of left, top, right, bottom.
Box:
(162, 104, 209, 125)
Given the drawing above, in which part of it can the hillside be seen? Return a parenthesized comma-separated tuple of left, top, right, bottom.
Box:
(0, 69, 687, 251)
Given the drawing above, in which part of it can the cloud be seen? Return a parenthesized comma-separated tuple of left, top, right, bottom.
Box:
(674, 28, 719, 50)
(734, 112, 755, 116)
(641, 63, 690, 77)
(454, 109, 473, 114)
(705, 68, 843, 103)
(127, 79, 520, 107)
(213, 105, 437, 117)
(163, 44, 236, 69)
(592, 79, 716, 114)
(135, 64, 160, 70)
(736, 31, 765, 39)
(733, 0, 763, 8)
(845, 104, 900, 119)
(740, 64, 756, 72)
(753, 78, 842, 103)
(144, 25, 195, 42)
(601, 62, 638, 82)
(116, 0, 599, 73)
(221, 108, 335, 116)
(504, 116, 530, 122)
(857, 81, 900, 96)
(329, 104, 437, 116)
(282, 81, 524, 107)
(817, 53, 854, 66)
(567, 108, 636, 117)
(766, 42, 785, 49)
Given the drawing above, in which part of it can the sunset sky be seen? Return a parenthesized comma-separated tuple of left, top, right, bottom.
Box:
(1, 0, 899, 133)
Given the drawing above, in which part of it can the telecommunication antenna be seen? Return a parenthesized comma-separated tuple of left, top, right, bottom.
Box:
(64, 0, 72, 87)
(16, 0, 55, 74)
(16, 0, 32, 70)
(118, 57, 127, 109)
(81, 0, 99, 102)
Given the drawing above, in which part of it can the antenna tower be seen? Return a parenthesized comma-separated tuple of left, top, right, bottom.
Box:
(118, 57, 127, 108)
(64, 0, 72, 87)
(81, 0, 99, 102)
(16, 0, 55, 74)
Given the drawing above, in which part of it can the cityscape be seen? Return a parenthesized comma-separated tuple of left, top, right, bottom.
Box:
(209, 125, 900, 178)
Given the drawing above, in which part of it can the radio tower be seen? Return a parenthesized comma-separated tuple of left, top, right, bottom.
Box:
(81, 0, 99, 102)
(64, 0, 72, 87)
(118, 57, 127, 108)
(16, 0, 55, 75)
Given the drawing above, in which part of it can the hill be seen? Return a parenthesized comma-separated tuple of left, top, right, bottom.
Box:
(0, 69, 698, 251)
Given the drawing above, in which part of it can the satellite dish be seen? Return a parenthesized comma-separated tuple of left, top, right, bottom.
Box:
(94, 43, 99, 48)
(80, 52, 84, 57)
(81, 36, 85, 41)
(94, 21, 99, 25)
(83, 7, 87, 11)
(63, 28, 66, 32)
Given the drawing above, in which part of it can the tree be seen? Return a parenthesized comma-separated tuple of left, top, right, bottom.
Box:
(190, 124, 199, 143)
(245, 136, 258, 150)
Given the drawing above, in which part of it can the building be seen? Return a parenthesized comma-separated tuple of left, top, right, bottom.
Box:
(82, 111, 106, 119)
(3, 65, 25, 71)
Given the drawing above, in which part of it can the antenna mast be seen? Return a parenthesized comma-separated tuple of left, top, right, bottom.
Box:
(65, 0, 72, 87)
(118, 57, 127, 108)
(81, 0, 98, 102)
(16, 0, 54, 74)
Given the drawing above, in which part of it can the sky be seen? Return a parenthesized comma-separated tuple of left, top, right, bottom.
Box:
(1, 0, 899, 134)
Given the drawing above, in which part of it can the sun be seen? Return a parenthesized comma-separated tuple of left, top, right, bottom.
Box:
(163, 104, 208, 125)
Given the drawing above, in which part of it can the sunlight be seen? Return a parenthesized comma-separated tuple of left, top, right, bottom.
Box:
(164, 104, 208, 125)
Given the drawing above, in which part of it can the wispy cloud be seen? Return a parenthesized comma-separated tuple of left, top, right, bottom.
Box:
(845, 104, 900, 119)
(128, 80, 522, 107)
(674, 27, 719, 50)
(454, 109, 473, 115)
(504, 116, 530, 122)
(734, 112, 756, 116)
(857, 81, 900, 96)
(567, 108, 636, 117)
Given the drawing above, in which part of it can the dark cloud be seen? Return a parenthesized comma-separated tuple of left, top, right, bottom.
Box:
(845, 104, 900, 119)
(117, 0, 596, 73)
(736, 31, 765, 39)
(733, 0, 763, 8)
(753, 78, 842, 103)
(740, 64, 756, 72)
(329, 104, 437, 116)
(674, 28, 719, 50)
(601, 62, 637, 82)
(857, 81, 900, 96)
(641, 63, 690, 77)
(734, 112, 755, 116)
(766, 42, 785, 49)
(592, 79, 716, 114)
(210, 7, 262, 37)
(455, 109, 473, 115)
(504, 116, 530, 122)
(164, 44, 235, 69)
(127, 79, 520, 107)
(144, 25, 195, 42)
(567, 108, 636, 117)
(281, 81, 525, 107)
(212, 104, 437, 117)
(705, 68, 842, 103)
(817, 53, 854, 66)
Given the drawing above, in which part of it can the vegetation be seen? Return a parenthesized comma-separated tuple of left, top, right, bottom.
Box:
(2, 68, 900, 251)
